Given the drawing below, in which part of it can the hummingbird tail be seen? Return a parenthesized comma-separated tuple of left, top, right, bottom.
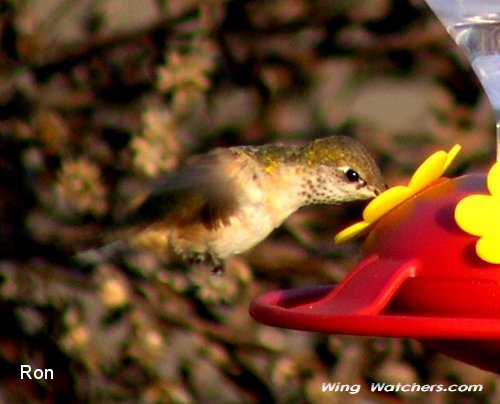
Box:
(74, 240, 127, 265)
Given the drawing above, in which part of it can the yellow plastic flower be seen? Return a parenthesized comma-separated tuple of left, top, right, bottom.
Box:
(335, 145, 462, 243)
(455, 162, 500, 264)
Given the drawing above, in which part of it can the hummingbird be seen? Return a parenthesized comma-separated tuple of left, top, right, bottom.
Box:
(104, 136, 385, 274)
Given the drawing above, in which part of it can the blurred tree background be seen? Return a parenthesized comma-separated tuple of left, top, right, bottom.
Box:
(0, 0, 499, 402)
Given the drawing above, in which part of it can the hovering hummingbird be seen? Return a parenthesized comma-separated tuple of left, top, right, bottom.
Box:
(99, 136, 385, 274)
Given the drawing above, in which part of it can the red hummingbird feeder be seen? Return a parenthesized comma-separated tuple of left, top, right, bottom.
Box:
(250, 148, 500, 374)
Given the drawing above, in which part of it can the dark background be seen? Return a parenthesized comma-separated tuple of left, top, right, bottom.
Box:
(0, 0, 498, 402)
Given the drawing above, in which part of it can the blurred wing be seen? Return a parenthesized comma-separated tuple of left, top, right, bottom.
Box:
(120, 150, 240, 231)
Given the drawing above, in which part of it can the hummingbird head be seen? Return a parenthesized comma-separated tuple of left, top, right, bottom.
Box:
(300, 136, 386, 204)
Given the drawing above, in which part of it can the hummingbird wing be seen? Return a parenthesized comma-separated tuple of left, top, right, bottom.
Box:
(120, 149, 240, 231)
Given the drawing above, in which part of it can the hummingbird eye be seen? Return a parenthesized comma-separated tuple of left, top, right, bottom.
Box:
(344, 168, 363, 184)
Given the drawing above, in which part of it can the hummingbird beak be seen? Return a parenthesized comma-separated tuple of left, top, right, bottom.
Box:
(373, 181, 388, 196)
(370, 183, 386, 197)
(376, 186, 385, 196)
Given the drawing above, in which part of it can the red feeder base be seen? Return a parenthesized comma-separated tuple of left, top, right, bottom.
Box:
(250, 174, 500, 374)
